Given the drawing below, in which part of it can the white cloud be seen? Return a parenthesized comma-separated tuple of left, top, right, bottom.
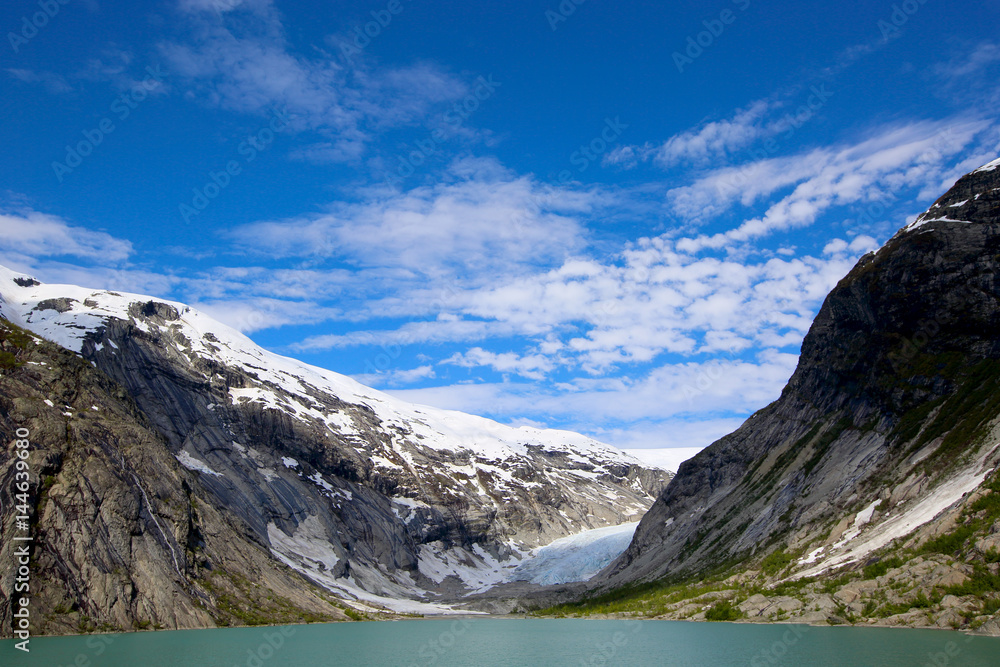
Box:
(623, 446, 706, 472)
(292, 318, 520, 352)
(388, 349, 797, 447)
(354, 365, 436, 388)
(603, 97, 818, 171)
(190, 297, 341, 333)
(161, 0, 471, 161)
(0, 211, 132, 262)
(653, 100, 776, 167)
(442, 347, 555, 380)
(179, 0, 256, 13)
(670, 118, 991, 250)
(229, 158, 591, 281)
(934, 41, 1000, 79)
(6, 69, 72, 94)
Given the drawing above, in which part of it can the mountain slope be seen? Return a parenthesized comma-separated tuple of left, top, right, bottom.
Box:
(0, 318, 353, 636)
(0, 269, 669, 624)
(587, 158, 1000, 627)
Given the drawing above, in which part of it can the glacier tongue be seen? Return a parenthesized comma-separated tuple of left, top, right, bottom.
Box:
(509, 522, 640, 586)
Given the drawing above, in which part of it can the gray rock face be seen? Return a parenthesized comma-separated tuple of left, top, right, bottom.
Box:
(0, 274, 670, 618)
(599, 158, 1000, 587)
(0, 323, 349, 637)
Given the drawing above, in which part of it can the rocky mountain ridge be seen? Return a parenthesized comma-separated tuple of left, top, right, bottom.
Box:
(0, 268, 669, 635)
(567, 157, 1000, 633)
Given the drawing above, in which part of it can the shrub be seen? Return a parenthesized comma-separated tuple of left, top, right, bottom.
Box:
(705, 599, 741, 622)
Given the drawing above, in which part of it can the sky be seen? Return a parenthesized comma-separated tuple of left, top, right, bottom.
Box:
(2, 0, 999, 452)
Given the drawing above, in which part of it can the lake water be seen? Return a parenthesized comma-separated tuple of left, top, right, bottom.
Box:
(2, 618, 998, 666)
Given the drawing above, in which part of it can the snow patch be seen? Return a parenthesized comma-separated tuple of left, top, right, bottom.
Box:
(418, 541, 520, 593)
(267, 516, 340, 573)
(176, 450, 223, 477)
(308, 471, 334, 492)
(796, 444, 998, 578)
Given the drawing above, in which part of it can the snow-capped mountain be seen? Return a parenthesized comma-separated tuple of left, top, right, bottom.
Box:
(0, 266, 670, 615)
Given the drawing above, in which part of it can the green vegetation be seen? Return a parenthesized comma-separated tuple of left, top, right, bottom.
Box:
(199, 570, 337, 627)
(862, 556, 904, 580)
(942, 565, 1000, 597)
(704, 599, 742, 621)
(759, 549, 794, 576)
(874, 591, 934, 618)
(0, 320, 33, 370)
(343, 608, 365, 621)
(534, 434, 1000, 630)
(536, 576, 733, 618)
(889, 356, 1000, 470)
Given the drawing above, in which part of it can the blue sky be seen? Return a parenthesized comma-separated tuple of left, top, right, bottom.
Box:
(2, 0, 999, 450)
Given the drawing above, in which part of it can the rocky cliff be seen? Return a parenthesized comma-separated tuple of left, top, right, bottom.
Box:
(0, 319, 351, 636)
(581, 158, 1000, 632)
(0, 271, 669, 635)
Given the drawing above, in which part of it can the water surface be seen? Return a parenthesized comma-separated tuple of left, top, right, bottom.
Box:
(2, 618, 997, 666)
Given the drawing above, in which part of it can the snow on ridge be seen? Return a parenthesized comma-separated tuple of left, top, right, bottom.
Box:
(973, 156, 1000, 173)
(903, 214, 972, 233)
(0, 264, 641, 467)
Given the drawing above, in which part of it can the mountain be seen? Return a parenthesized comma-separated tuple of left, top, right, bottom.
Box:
(571, 157, 1000, 633)
(0, 268, 669, 635)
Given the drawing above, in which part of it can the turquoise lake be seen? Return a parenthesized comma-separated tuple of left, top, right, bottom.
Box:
(2, 618, 998, 666)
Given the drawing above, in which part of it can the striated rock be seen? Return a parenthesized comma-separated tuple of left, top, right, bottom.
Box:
(0, 321, 349, 636)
